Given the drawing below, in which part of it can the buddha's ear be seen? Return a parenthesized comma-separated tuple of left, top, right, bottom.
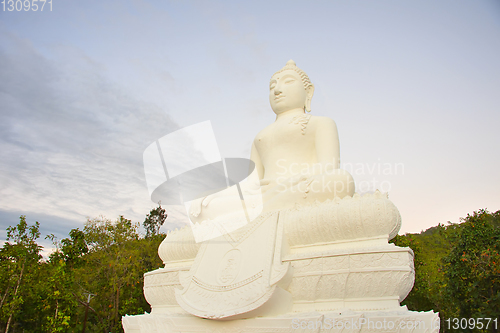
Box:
(304, 84, 315, 112)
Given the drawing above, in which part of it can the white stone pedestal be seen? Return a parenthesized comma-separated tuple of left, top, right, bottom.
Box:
(123, 307, 439, 332)
(123, 194, 440, 332)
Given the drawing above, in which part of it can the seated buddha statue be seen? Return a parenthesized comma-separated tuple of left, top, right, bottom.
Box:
(145, 61, 406, 324)
(174, 61, 358, 319)
(189, 60, 355, 223)
(126, 57, 437, 331)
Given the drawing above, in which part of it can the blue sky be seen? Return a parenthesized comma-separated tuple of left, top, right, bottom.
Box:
(1, 0, 499, 252)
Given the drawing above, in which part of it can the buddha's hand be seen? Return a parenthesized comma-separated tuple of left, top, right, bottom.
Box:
(259, 179, 277, 193)
(260, 175, 315, 194)
(188, 195, 213, 218)
(239, 175, 262, 195)
(289, 174, 315, 187)
(188, 198, 204, 218)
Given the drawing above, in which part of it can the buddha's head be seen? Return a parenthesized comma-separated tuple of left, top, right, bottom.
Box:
(269, 60, 315, 115)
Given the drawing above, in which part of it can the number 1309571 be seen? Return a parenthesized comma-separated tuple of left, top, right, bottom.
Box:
(444, 318, 498, 330)
(2, 0, 52, 11)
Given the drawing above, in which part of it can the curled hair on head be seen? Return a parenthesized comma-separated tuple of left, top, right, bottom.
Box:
(271, 60, 313, 91)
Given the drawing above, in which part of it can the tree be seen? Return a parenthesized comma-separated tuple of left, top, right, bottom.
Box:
(60, 228, 89, 264)
(442, 209, 500, 327)
(0, 216, 42, 332)
(37, 258, 76, 332)
(390, 233, 437, 311)
(143, 204, 167, 238)
(0, 211, 164, 332)
(73, 216, 144, 332)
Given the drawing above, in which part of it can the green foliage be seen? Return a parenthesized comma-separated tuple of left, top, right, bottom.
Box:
(2, 208, 498, 332)
(442, 209, 500, 320)
(37, 259, 77, 332)
(61, 228, 89, 263)
(6, 216, 41, 247)
(0, 216, 42, 332)
(143, 204, 167, 238)
(0, 213, 165, 332)
(390, 233, 436, 310)
(392, 209, 500, 332)
(75, 216, 144, 332)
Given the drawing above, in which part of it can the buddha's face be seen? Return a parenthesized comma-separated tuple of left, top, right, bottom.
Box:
(269, 70, 308, 114)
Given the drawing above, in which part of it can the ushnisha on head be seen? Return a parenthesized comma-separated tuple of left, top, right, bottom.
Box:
(269, 60, 315, 113)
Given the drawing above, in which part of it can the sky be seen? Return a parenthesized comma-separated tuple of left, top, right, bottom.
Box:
(1, 0, 499, 253)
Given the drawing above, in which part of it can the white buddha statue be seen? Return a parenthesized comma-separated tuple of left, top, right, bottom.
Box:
(127, 61, 439, 332)
(189, 60, 355, 223)
(168, 61, 363, 320)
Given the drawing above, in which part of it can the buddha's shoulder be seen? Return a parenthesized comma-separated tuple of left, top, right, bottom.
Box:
(308, 115, 338, 129)
(253, 122, 275, 142)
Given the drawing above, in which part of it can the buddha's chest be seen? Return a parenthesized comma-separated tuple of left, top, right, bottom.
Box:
(255, 115, 315, 155)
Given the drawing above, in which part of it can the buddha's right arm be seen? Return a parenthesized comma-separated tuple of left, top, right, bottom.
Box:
(250, 141, 264, 180)
(249, 141, 277, 194)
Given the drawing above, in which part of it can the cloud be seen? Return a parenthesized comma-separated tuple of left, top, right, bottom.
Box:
(0, 28, 183, 235)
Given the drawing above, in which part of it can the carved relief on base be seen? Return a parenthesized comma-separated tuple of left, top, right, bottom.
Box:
(145, 243, 415, 315)
(284, 244, 415, 311)
(143, 264, 192, 313)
